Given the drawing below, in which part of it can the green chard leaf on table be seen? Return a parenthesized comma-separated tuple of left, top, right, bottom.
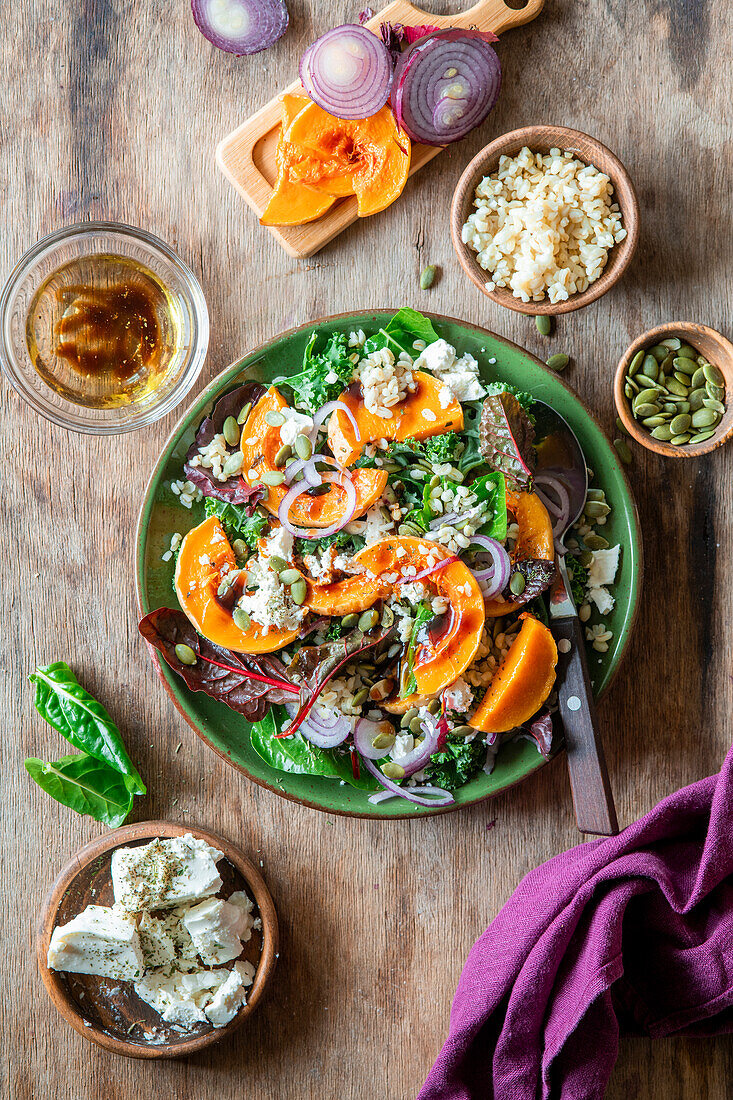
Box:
(204, 497, 267, 549)
(273, 330, 355, 413)
(25, 662, 145, 826)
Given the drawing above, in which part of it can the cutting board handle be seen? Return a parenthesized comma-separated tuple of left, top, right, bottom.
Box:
(366, 0, 545, 36)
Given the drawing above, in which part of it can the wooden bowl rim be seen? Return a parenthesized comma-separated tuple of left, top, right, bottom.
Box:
(450, 124, 640, 315)
(36, 820, 279, 1060)
(613, 322, 733, 458)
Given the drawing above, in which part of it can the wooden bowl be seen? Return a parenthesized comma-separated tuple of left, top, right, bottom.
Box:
(450, 125, 640, 315)
(37, 821, 278, 1059)
(614, 322, 733, 458)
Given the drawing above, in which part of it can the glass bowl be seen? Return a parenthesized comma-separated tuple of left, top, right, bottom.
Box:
(0, 222, 209, 434)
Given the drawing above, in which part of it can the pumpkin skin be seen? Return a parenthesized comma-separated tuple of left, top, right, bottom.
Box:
(471, 613, 558, 734)
(174, 517, 301, 654)
(484, 491, 555, 618)
(239, 388, 388, 528)
(328, 371, 464, 466)
(286, 103, 411, 217)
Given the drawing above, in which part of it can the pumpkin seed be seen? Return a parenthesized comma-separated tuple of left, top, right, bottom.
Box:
(649, 344, 669, 362)
(691, 366, 707, 389)
(651, 424, 674, 441)
(398, 522, 422, 536)
(268, 555, 287, 573)
(223, 451, 244, 478)
(615, 417, 630, 436)
(294, 434, 312, 460)
(659, 354, 675, 375)
(260, 470, 285, 486)
(634, 388, 660, 406)
(696, 354, 709, 366)
(547, 353, 569, 371)
(642, 415, 667, 428)
(673, 356, 697, 376)
(358, 609, 379, 632)
(372, 731, 396, 751)
(703, 398, 725, 413)
(381, 762, 405, 780)
(660, 336, 682, 350)
(509, 572, 526, 596)
(670, 413, 691, 434)
(452, 724, 476, 739)
(627, 350, 645, 377)
(675, 400, 691, 414)
(673, 370, 692, 386)
(585, 533, 610, 549)
(626, 377, 640, 393)
(624, 382, 635, 399)
(352, 687, 370, 707)
(641, 355, 659, 380)
(232, 539, 247, 559)
(264, 409, 286, 427)
(429, 473, 441, 488)
(666, 378, 689, 397)
(342, 612, 360, 629)
(662, 402, 677, 414)
(274, 444, 292, 467)
(586, 488, 606, 501)
(535, 314, 552, 336)
(427, 698, 441, 714)
(290, 579, 307, 605)
(691, 408, 720, 428)
(584, 501, 611, 519)
(703, 363, 724, 388)
(706, 381, 725, 401)
(279, 568, 301, 585)
(401, 707, 419, 728)
(381, 605, 394, 628)
(688, 388, 707, 412)
(233, 608, 251, 631)
(175, 643, 197, 666)
(223, 415, 240, 447)
(671, 433, 691, 445)
(237, 401, 252, 425)
(579, 548, 594, 567)
(409, 715, 423, 735)
(690, 428, 716, 443)
(677, 344, 699, 360)
(633, 402, 660, 418)
(420, 265, 437, 290)
(612, 438, 632, 466)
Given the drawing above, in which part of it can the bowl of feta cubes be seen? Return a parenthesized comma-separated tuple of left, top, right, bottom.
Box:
(38, 822, 278, 1057)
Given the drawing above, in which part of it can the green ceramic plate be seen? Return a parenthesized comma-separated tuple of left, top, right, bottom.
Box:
(136, 311, 642, 819)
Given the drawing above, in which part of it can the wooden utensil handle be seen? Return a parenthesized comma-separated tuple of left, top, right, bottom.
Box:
(553, 617, 619, 836)
(366, 0, 545, 37)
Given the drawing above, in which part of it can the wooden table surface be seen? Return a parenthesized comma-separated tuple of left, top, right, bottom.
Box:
(2, 1, 732, 1097)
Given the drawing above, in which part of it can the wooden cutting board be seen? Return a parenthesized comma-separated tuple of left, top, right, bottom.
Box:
(216, 0, 545, 258)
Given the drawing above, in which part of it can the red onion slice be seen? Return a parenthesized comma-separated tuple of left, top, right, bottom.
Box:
(277, 472, 357, 539)
(389, 711, 440, 776)
(398, 554, 459, 584)
(392, 30, 501, 146)
(534, 473, 572, 538)
(191, 0, 288, 55)
(353, 717, 397, 760)
(429, 511, 458, 529)
(284, 456, 323, 488)
(362, 755, 454, 807)
(284, 701, 351, 748)
(467, 536, 510, 597)
(300, 25, 393, 120)
(313, 400, 361, 441)
(368, 784, 453, 806)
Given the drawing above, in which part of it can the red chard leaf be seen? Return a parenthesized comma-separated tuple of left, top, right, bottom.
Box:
(505, 558, 556, 606)
(479, 392, 536, 491)
(183, 382, 265, 505)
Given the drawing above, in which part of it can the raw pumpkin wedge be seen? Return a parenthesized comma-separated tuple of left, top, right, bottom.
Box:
(354, 537, 485, 696)
(471, 614, 558, 734)
(174, 516, 300, 655)
(286, 103, 411, 216)
(484, 491, 555, 618)
(239, 387, 388, 528)
(328, 371, 463, 466)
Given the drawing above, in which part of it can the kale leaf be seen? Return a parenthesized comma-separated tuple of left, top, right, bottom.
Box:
(423, 737, 486, 791)
(565, 555, 589, 606)
(483, 382, 535, 414)
(294, 529, 364, 557)
(273, 330, 354, 413)
(204, 498, 267, 549)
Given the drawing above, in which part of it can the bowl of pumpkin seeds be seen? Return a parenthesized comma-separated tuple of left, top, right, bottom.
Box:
(614, 322, 733, 457)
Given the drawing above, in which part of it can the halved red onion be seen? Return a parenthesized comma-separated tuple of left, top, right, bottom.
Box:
(300, 25, 393, 120)
(368, 784, 453, 806)
(362, 755, 454, 807)
(390, 711, 440, 776)
(277, 472, 357, 539)
(392, 30, 501, 146)
(191, 0, 288, 55)
(284, 700, 351, 748)
(467, 536, 510, 598)
(313, 400, 361, 440)
(398, 554, 459, 584)
(353, 717, 396, 760)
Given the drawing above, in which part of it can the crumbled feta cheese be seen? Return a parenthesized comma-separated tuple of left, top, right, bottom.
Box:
(413, 340, 486, 402)
(204, 961, 255, 1028)
(443, 676, 475, 714)
(587, 546, 620, 588)
(397, 580, 430, 604)
(413, 338, 456, 375)
(138, 912, 177, 970)
(237, 555, 305, 635)
(588, 586, 615, 614)
(182, 894, 254, 966)
(47, 905, 144, 981)
(279, 409, 314, 447)
(390, 734, 414, 761)
(264, 525, 294, 564)
(324, 370, 339, 385)
(111, 834, 223, 912)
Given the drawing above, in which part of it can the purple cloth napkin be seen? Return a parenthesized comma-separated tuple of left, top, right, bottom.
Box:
(420, 744, 733, 1100)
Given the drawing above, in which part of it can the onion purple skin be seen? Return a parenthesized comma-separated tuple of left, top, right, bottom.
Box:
(191, 0, 289, 56)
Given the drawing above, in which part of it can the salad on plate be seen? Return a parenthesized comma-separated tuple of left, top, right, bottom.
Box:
(140, 309, 622, 809)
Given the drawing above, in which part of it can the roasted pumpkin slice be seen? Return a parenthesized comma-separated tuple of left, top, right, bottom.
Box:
(328, 371, 463, 466)
(174, 516, 300, 655)
(471, 614, 558, 734)
(484, 491, 555, 618)
(354, 537, 485, 695)
(306, 573, 392, 616)
(286, 103, 411, 217)
(239, 388, 387, 528)
(261, 98, 337, 226)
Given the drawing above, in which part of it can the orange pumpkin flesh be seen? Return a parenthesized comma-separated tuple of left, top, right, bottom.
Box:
(484, 491, 555, 618)
(471, 614, 558, 734)
(286, 102, 411, 216)
(239, 388, 388, 528)
(174, 517, 300, 655)
(306, 573, 392, 616)
(328, 371, 464, 466)
(260, 97, 337, 226)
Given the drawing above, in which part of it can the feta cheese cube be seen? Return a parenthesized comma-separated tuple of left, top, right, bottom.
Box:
(443, 676, 475, 714)
(413, 338, 457, 375)
(182, 895, 252, 966)
(588, 586, 615, 614)
(111, 834, 223, 912)
(264, 525, 294, 564)
(47, 905, 144, 981)
(279, 409, 314, 447)
(204, 961, 255, 1028)
(587, 546, 620, 589)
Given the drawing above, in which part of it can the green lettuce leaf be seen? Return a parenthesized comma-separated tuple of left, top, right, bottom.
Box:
(401, 601, 434, 697)
(25, 754, 135, 827)
(471, 471, 507, 542)
(363, 308, 439, 358)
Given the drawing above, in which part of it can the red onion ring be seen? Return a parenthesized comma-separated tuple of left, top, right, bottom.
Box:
(368, 784, 453, 806)
(313, 400, 361, 441)
(467, 536, 510, 597)
(392, 29, 501, 146)
(353, 717, 397, 760)
(389, 711, 441, 776)
(284, 700, 351, 749)
(398, 554, 459, 584)
(284, 456, 323, 488)
(534, 473, 572, 535)
(362, 755, 453, 807)
(277, 472, 358, 539)
(191, 0, 288, 55)
(300, 25, 393, 120)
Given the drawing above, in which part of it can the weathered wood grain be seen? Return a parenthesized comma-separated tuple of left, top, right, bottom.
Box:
(1, 0, 732, 1097)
